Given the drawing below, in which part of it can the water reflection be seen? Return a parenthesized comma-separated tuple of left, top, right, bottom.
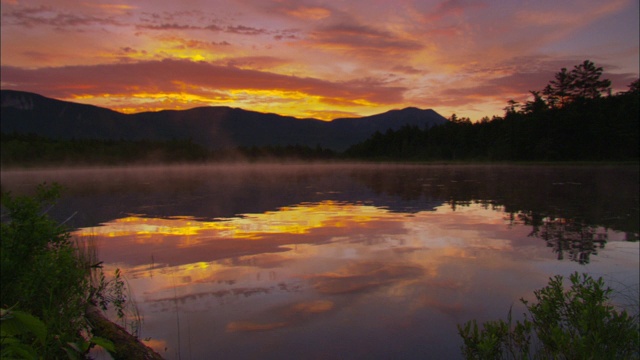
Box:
(74, 201, 635, 359)
(77, 201, 406, 266)
(1, 164, 638, 359)
(514, 213, 609, 264)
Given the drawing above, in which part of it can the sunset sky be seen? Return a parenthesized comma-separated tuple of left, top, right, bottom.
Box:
(1, 0, 638, 121)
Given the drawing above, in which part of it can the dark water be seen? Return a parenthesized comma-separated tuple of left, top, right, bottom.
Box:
(2, 163, 638, 359)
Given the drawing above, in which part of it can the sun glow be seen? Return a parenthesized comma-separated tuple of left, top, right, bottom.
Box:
(67, 89, 383, 119)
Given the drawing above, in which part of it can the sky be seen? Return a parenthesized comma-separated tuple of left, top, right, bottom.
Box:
(1, 0, 638, 121)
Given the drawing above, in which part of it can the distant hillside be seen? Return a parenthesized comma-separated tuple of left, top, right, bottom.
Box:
(0, 90, 446, 151)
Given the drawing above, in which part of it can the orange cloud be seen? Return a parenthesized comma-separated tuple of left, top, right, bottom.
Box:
(0, 59, 407, 118)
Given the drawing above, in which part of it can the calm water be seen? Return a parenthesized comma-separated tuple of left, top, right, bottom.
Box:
(2, 163, 638, 359)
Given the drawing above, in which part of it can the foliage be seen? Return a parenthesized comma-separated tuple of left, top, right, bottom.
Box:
(1, 307, 47, 359)
(0, 184, 127, 358)
(1, 306, 115, 359)
(458, 272, 639, 359)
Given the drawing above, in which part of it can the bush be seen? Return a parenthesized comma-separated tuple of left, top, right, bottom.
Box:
(1, 184, 121, 358)
(458, 272, 639, 359)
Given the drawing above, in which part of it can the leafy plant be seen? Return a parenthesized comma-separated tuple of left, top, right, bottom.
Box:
(0, 307, 47, 359)
(458, 272, 639, 359)
(0, 183, 127, 358)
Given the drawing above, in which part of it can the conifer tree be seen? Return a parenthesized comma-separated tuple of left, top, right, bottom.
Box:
(570, 60, 611, 99)
(543, 67, 574, 108)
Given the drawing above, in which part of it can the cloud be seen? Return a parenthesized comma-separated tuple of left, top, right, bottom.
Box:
(308, 22, 424, 56)
(238, 0, 334, 21)
(136, 22, 200, 31)
(81, 3, 137, 15)
(0, 59, 407, 105)
(424, 0, 488, 22)
(392, 65, 423, 75)
(225, 24, 268, 35)
(220, 56, 290, 70)
(2, 5, 123, 29)
(133, 9, 297, 39)
(284, 6, 332, 20)
(515, 0, 628, 28)
(425, 56, 639, 109)
(136, 22, 272, 36)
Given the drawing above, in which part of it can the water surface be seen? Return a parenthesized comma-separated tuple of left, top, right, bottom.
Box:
(2, 163, 638, 359)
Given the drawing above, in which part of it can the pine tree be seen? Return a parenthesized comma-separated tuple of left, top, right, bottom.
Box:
(543, 68, 574, 108)
(570, 60, 611, 99)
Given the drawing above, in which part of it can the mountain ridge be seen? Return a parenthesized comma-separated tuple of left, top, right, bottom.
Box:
(1, 90, 447, 151)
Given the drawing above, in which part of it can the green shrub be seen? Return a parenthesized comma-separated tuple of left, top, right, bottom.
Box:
(1, 184, 121, 358)
(458, 272, 639, 359)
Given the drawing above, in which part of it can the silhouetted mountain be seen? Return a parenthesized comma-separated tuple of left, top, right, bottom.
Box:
(1, 90, 446, 151)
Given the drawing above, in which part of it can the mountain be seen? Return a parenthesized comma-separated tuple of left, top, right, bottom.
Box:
(1, 90, 447, 151)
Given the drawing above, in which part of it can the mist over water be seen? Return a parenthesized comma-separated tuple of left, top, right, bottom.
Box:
(2, 163, 638, 359)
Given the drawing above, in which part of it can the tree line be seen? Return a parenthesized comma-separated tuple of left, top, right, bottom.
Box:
(346, 61, 638, 162)
(0, 134, 338, 166)
(0, 135, 211, 166)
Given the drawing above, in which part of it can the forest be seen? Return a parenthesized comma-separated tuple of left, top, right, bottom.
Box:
(1, 61, 638, 165)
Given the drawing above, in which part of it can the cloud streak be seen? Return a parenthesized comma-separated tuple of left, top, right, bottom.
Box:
(2, 5, 124, 28)
(0, 59, 406, 107)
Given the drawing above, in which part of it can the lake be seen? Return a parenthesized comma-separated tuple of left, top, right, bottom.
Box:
(1, 163, 638, 359)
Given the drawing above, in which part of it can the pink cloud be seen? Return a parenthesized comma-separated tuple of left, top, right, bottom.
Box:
(0, 59, 407, 104)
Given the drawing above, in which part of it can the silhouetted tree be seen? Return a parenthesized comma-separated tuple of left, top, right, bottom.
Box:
(570, 60, 611, 100)
(543, 67, 574, 108)
(523, 91, 547, 114)
(504, 99, 520, 114)
(625, 78, 640, 94)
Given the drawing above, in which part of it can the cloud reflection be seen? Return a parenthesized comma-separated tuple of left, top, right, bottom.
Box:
(309, 261, 424, 295)
(226, 299, 335, 333)
(75, 200, 405, 266)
